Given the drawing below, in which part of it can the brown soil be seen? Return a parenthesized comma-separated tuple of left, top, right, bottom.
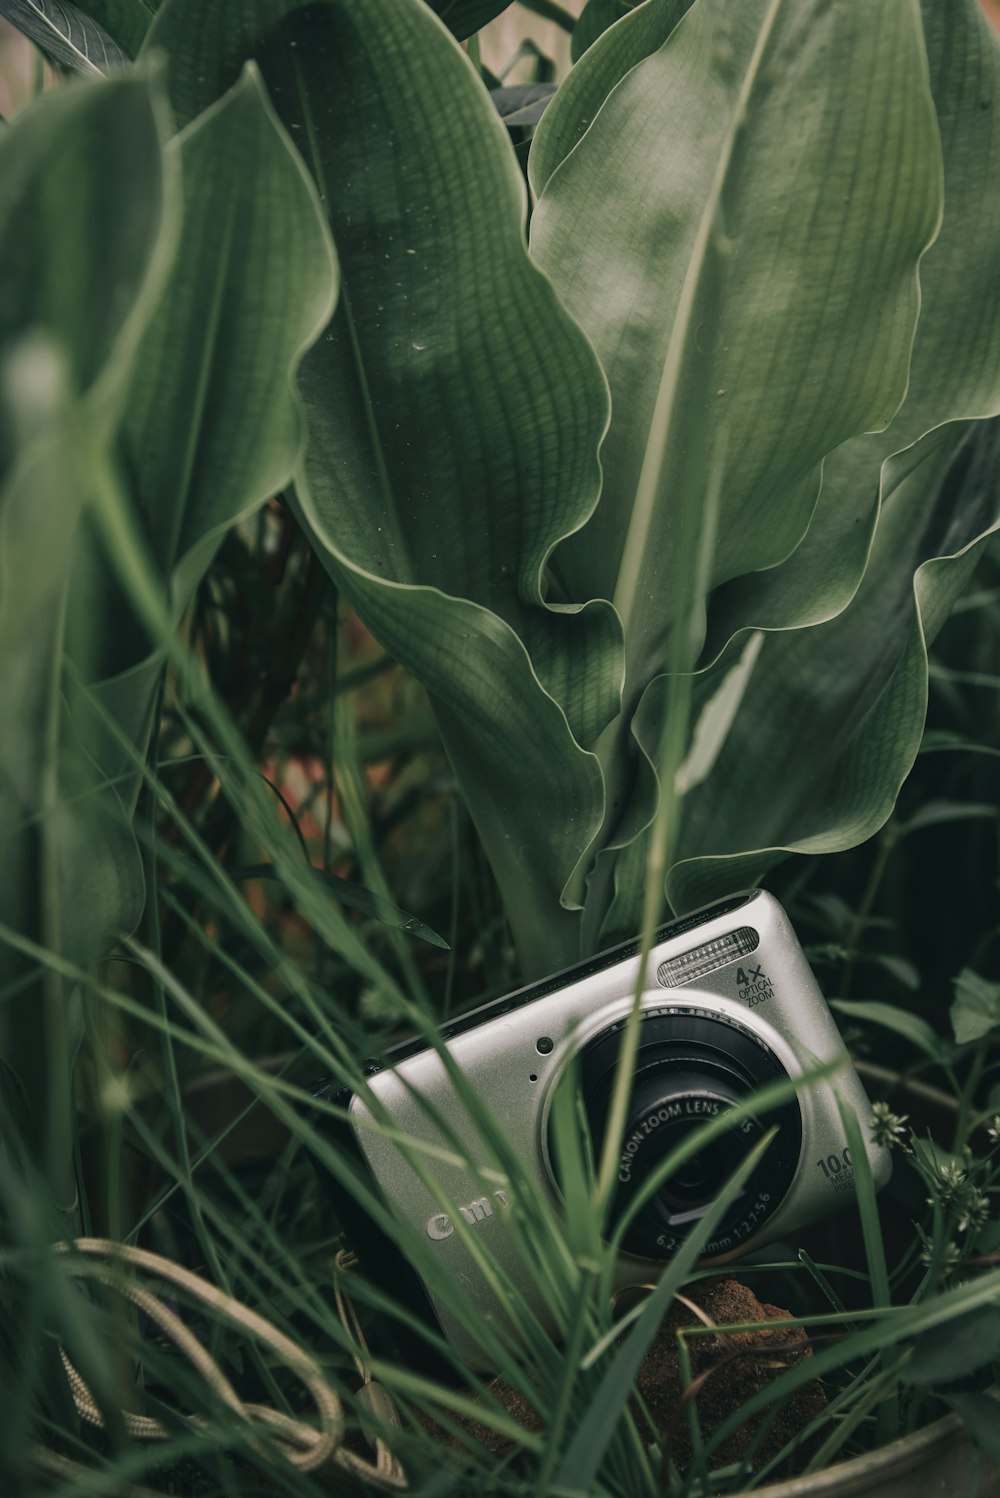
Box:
(633, 1278, 827, 1479)
(425, 1278, 825, 1484)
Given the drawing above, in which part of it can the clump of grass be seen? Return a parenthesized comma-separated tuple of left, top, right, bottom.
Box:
(5, 584, 1000, 1497)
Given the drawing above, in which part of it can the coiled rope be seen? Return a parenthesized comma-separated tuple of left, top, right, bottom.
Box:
(34, 1238, 407, 1493)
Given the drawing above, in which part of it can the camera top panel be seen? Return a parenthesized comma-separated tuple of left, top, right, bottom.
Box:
(377, 890, 759, 1071)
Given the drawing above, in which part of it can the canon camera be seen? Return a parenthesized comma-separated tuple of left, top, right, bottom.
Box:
(326, 891, 890, 1366)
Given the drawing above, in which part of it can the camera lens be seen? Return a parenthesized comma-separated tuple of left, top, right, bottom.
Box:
(672, 1145, 716, 1199)
(568, 1008, 802, 1260)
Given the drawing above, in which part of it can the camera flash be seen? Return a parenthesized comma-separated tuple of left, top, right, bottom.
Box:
(656, 927, 759, 989)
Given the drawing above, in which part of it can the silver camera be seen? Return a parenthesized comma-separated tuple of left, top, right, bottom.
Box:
(337, 891, 890, 1366)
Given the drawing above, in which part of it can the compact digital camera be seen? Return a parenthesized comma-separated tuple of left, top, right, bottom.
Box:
(326, 891, 890, 1367)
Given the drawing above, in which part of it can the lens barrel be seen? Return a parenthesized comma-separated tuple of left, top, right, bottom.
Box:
(575, 1007, 802, 1258)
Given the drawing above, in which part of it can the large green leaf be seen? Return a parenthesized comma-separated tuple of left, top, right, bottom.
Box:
(0, 0, 128, 75)
(533, 0, 695, 189)
(1, 59, 337, 1211)
(78, 62, 339, 806)
(659, 0, 1000, 911)
(145, 0, 620, 973)
(529, 0, 1000, 940)
(704, 0, 1000, 658)
(531, 0, 942, 700)
(666, 421, 1000, 910)
(0, 70, 173, 850)
(905, 1, 1000, 439)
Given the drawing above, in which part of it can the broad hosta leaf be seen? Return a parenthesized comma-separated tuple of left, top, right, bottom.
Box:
(0, 72, 172, 967)
(121, 64, 336, 609)
(530, 0, 943, 938)
(78, 62, 338, 803)
(902, 2, 1000, 442)
(657, 2, 1000, 914)
(428, 0, 512, 39)
(705, 0, 1000, 658)
(531, 0, 695, 196)
(0, 0, 128, 75)
(531, 0, 941, 702)
(665, 421, 1000, 911)
(535, 0, 1000, 940)
(146, 0, 620, 973)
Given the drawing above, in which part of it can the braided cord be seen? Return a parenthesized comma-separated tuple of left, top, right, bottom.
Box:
(40, 1237, 407, 1493)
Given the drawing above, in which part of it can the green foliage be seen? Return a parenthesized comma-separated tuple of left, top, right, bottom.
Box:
(0, 54, 337, 1234)
(0, 72, 172, 1223)
(951, 969, 1000, 1045)
(130, 0, 1000, 968)
(2, 0, 1000, 1492)
(532, 0, 1000, 938)
(831, 1000, 942, 1063)
(88, 63, 338, 803)
(143, 0, 619, 974)
(1, 0, 994, 981)
(905, 1307, 1000, 1385)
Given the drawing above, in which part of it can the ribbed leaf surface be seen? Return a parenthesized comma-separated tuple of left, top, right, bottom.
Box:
(528, 0, 974, 937)
(531, 0, 942, 696)
(668, 423, 1000, 910)
(705, 0, 1000, 655)
(662, 1, 1000, 912)
(82, 64, 339, 804)
(146, 0, 621, 972)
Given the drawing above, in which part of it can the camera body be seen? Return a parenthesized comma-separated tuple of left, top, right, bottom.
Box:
(336, 891, 890, 1367)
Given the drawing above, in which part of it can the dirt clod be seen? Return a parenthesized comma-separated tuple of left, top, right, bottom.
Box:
(635, 1278, 826, 1480)
(427, 1279, 825, 1483)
